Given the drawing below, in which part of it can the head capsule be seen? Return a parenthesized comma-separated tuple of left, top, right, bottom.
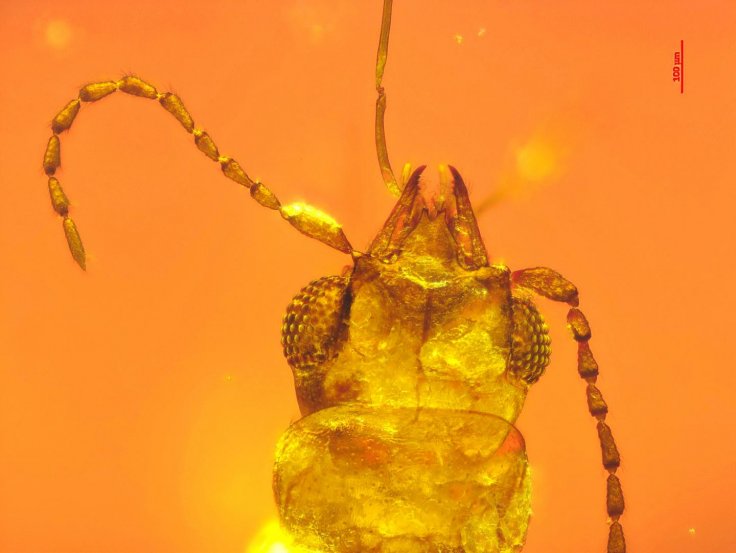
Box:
(281, 166, 549, 423)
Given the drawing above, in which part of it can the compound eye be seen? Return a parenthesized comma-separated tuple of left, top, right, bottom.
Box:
(281, 275, 351, 370)
(508, 298, 551, 385)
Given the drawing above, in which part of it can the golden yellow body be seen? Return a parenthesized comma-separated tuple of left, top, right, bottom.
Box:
(276, 406, 529, 553)
(276, 171, 552, 552)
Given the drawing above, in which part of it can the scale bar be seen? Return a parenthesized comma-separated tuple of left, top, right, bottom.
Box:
(680, 40, 684, 94)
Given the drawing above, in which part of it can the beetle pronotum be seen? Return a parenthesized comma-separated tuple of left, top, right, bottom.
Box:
(41, 1, 626, 552)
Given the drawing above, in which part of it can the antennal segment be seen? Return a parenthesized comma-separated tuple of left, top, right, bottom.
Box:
(511, 267, 628, 553)
(375, 0, 400, 197)
(42, 76, 353, 269)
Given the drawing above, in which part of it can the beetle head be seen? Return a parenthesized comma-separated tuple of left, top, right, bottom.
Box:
(283, 165, 519, 419)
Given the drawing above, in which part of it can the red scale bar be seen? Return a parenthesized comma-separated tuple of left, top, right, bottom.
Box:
(680, 39, 684, 94)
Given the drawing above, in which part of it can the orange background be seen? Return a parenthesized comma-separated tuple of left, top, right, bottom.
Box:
(1, 1, 735, 552)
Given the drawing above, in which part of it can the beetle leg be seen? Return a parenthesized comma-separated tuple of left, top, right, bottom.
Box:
(43, 76, 353, 269)
(512, 267, 627, 553)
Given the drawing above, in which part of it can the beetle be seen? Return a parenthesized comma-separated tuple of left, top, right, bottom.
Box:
(40, 1, 626, 552)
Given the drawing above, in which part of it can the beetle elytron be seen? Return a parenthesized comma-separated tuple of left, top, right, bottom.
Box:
(41, 1, 626, 552)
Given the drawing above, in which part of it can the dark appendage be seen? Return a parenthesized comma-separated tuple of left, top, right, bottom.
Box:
(43, 76, 353, 269)
(512, 268, 627, 553)
(444, 166, 489, 270)
(511, 267, 579, 306)
(374, 0, 399, 196)
(368, 166, 426, 259)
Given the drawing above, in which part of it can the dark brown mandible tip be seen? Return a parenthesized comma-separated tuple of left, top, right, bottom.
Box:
(445, 166, 489, 269)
